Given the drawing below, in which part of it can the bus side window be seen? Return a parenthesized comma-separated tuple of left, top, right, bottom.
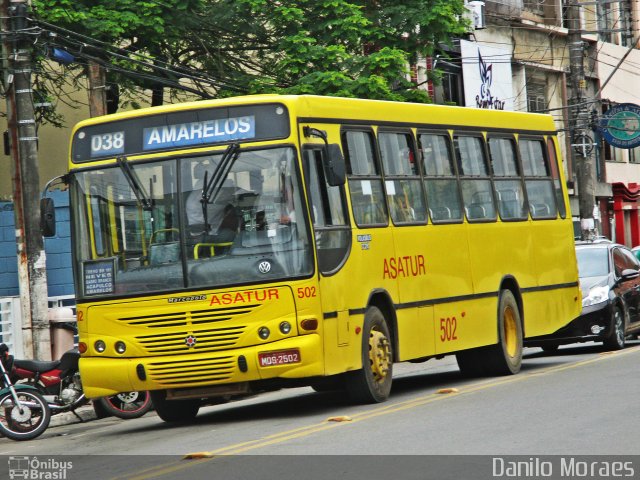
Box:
(488, 136, 527, 221)
(303, 148, 351, 274)
(378, 131, 427, 225)
(519, 138, 558, 220)
(547, 138, 567, 219)
(419, 132, 463, 223)
(342, 130, 388, 226)
(454, 134, 497, 222)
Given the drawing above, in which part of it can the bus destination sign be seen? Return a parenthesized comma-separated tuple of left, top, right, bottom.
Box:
(142, 115, 255, 151)
(72, 103, 289, 162)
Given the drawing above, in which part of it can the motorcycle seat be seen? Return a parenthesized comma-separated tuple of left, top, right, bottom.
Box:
(13, 358, 61, 372)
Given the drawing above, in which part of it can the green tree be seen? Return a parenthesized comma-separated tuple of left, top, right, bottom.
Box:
(28, 0, 467, 120)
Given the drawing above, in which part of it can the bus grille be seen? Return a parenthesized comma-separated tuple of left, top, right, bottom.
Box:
(147, 356, 235, 386)
(135, 326, 246, 354)
(117, 305, 258, 328)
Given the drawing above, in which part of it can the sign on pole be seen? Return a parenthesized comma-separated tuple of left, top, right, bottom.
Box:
(598, 103, 640, 149)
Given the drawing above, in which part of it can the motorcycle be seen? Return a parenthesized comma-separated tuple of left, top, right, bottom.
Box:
(10, 346, 152, 421)
(0, 344, 51, 441)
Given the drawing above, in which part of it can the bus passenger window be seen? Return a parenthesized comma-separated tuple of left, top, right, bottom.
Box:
(379, 132, 426, 225)
(519, 138, 557, 219)
(547, 138, 567, 219)
(454, 134, 496, 222)
(488, 137, 527, 221)
(419, 132, 463, 223)
(343, 130, 388, 226)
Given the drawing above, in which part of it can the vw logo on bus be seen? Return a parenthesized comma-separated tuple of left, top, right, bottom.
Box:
(258, 261, 272, 274)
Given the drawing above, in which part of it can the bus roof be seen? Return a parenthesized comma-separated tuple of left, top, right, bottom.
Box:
(72, 94, 557, 135)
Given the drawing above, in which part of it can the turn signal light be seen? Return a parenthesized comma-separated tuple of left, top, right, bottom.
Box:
(301, 318, 318, 331)
(78, 342, 87, 354)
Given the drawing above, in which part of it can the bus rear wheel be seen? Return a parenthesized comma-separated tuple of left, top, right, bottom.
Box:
(456, 290, 523, 376)
(150, 391, 200, 423)
(345, 306, 393, 404)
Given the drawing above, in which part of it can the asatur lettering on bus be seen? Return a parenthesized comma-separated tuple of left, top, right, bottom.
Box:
(382, 255, 426, 279)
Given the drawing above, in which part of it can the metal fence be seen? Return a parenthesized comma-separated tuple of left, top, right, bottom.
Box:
(0, 296, 24, 357)
(0, 295, 77, 359)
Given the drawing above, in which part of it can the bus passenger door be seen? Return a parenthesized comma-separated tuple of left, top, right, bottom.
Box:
(302, 144, 355, 374)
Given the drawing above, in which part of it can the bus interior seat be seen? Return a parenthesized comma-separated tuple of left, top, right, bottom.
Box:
(465, 204, 486, 220)
(530, 203, 551, 217)
(149, 242, 180, 264)
(429, 206, 451, 221)
(148, 228, 181, 264)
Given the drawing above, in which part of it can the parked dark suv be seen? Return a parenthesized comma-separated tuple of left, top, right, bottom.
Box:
(528, 242, 640, 351)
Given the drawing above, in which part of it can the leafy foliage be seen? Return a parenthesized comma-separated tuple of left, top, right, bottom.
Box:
(27, 0, 467, 119)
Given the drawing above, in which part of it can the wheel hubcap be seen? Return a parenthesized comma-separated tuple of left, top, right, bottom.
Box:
(504, 306, 518, 358)
(615, 311, 624, 345)
(116, 392, 139, 404)
(369, 329, 391, 382)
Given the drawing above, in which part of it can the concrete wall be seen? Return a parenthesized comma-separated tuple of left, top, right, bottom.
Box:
(0, 190, 74, 297)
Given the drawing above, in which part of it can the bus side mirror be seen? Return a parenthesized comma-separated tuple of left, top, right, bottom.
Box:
(40, 198, 56, 237)
(324, 144, 346, 187)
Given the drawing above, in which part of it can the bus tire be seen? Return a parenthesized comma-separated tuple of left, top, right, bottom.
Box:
(455, 348, 487, 377)
(485, 289, 523, 375)
(345, 306, 393, 404)
(150, 391, 200, 423)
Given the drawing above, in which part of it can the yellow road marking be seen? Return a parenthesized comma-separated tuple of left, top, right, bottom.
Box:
(113, 345, 640, 480)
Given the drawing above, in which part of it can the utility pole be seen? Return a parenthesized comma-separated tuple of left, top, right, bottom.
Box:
(567, 0, 597, 240)
(2, 0, 51, 359)
(87, 60, 107, 117)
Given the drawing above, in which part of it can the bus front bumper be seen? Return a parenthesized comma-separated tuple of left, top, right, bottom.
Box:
(79, 334, 324, 398)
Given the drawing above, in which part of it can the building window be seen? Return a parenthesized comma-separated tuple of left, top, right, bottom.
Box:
(629, 146, 640, 164)
(523, 0, 545, 16)
(527, 82, 546, 113)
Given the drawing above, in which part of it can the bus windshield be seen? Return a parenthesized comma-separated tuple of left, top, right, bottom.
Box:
(71, 146, 313, 299)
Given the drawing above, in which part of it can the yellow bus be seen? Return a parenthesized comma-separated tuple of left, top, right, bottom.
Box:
(49, 95, 581, 422)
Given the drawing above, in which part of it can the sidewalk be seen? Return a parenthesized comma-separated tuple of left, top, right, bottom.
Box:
(49, 403, 98, 428)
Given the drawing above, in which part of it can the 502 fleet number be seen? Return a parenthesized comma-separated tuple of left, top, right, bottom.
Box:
(439, 317, 458, 342)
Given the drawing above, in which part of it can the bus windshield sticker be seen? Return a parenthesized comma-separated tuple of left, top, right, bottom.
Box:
(83, 258, 116, 296)
(142, 116, 255, 150)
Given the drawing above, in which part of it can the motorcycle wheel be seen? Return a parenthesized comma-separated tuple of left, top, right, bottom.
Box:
(95, 391, 152, 419)
(0, 389, 51, 441)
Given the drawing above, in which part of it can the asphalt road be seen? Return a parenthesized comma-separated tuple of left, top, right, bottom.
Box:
(1, 341, 639, 479)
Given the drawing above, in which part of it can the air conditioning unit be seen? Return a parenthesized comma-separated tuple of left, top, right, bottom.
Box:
(464, 1, 486, 30)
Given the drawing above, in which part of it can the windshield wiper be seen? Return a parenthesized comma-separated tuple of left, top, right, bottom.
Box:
(117, 155, 154, 211)
(201, 143, 240, 232)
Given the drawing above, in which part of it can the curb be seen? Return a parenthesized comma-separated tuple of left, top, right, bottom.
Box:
(49, 403, 98, 428)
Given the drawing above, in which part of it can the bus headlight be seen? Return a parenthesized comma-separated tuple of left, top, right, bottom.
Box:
(115, 341, 127, 354)
(583, 285, 609, 307)
(279, 321, 292, 334)
(94, 340, 106, 353)
(258, 327, 270, 340)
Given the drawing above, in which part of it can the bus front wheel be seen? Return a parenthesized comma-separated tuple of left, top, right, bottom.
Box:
(345, 306, 393, 404)
(150, 391, 200, 423)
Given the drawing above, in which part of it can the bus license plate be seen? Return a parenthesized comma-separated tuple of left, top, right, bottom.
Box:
(258, 349, 301, 367)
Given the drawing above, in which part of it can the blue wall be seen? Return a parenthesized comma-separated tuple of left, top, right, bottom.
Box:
(0, 190, 75, 297)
